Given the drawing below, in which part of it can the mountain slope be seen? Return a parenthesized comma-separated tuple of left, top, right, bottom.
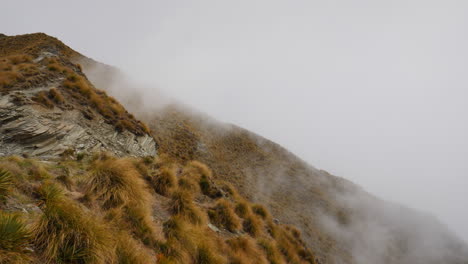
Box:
(1, 33, 467, 264)
(77, 33, 468, 264)
(0, 33, 156, 157)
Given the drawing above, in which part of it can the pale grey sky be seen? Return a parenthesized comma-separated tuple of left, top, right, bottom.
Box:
(3, 0, 468, 241)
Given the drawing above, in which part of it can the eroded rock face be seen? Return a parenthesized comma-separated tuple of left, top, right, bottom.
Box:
(0, 88, 157, 158)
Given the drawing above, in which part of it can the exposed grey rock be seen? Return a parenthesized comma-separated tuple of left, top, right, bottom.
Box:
(0, 87, 157, 158)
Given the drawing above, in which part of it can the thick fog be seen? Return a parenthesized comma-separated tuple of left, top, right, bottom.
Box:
(3, 0, 468, 242)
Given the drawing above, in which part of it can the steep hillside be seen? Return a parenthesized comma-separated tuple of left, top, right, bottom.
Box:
(0, 153, 318, 264)
(0, 33, 156, 157)
(79, 33, 468, 264)
(1, 33, 468, 264)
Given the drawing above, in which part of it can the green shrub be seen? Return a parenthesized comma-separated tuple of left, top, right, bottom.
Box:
(0, 212, 31, 262)
(0, 169, 13, 200)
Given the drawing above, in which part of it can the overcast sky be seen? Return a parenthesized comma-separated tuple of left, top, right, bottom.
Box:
(3, 0, 468, 241)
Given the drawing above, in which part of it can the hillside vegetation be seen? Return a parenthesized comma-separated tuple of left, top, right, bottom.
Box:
(0, 154, 316, 264)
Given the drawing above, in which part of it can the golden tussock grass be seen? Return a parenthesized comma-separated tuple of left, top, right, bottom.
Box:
(151, 167, 178, 196)
(169, 190, 206, 225)
(0, 70, 24, 89)
(34, 183, 116, 264)
(32, 91, 54, 108)
(184, 161, 212, 178)
(178, 175, 200, 194)
(85, 158, 162, 246)
(251, 204, 270, 220)
(8, 55, 32, 65)
(226, 236, 268, 264)
(115, 231, 156, 264)
(0, 55, 43, 90)
(0, 153, 316, 264)
(115, 119, 135, 133)
(85, 158, 151, 209)
(123, 203, 161, 247)
(208, 199, 241, 232)
(235, 200, 250, 218)
(162, 216, 225, 264)
(195, 242, 225, 264)
(48, 88, 64, 104)
(32, 88, 64, 108)
(242, 213, 263, 237)
(257, 239, 285, 264)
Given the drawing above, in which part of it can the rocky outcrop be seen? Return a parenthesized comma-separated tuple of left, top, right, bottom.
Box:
(0, 84, 157, 158)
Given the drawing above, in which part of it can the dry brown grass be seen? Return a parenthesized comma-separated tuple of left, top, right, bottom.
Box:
(242, 214, 263, 237)
(0, 69, 24, 89)
(251, 204, 270, 220)
(85, 158, 151, 209)
(8, 54, 32, 65)
(169, 190, 206, 225)
(151, 167, 178, 196)
(115, 231, 156, 264)
(48, 88, 64, 104)
(34, 183, 116, 263)
(0, 55, 46, 91)
(178, 174, 200, 194)
(226, 236, 268, 264)
(32, 91, 54, 108)
(32, 91, 51, 107)
(0, 154, 318, 264)
(258, 239, 285, 264)
(208, 199, 241, 232)
(235, 200, 250, 218)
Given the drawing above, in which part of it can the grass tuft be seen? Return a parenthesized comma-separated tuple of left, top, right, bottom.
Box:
(34, 183, 116, 263)
(208, 199, 241, 232)
(243, 214, 262, 237)
(0, 212, 31, 263)
(196, 243, 225, 264)
(227, 236, 268, 264)
(0, 169, 13, 200)
(257, 239, 285, 264)
(170, 191, 205, 225)
(85, 158, 150, 209)
(115, 231, 155, 264)
(150, 167, 177, 196)
(251, 204, 269, 220)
